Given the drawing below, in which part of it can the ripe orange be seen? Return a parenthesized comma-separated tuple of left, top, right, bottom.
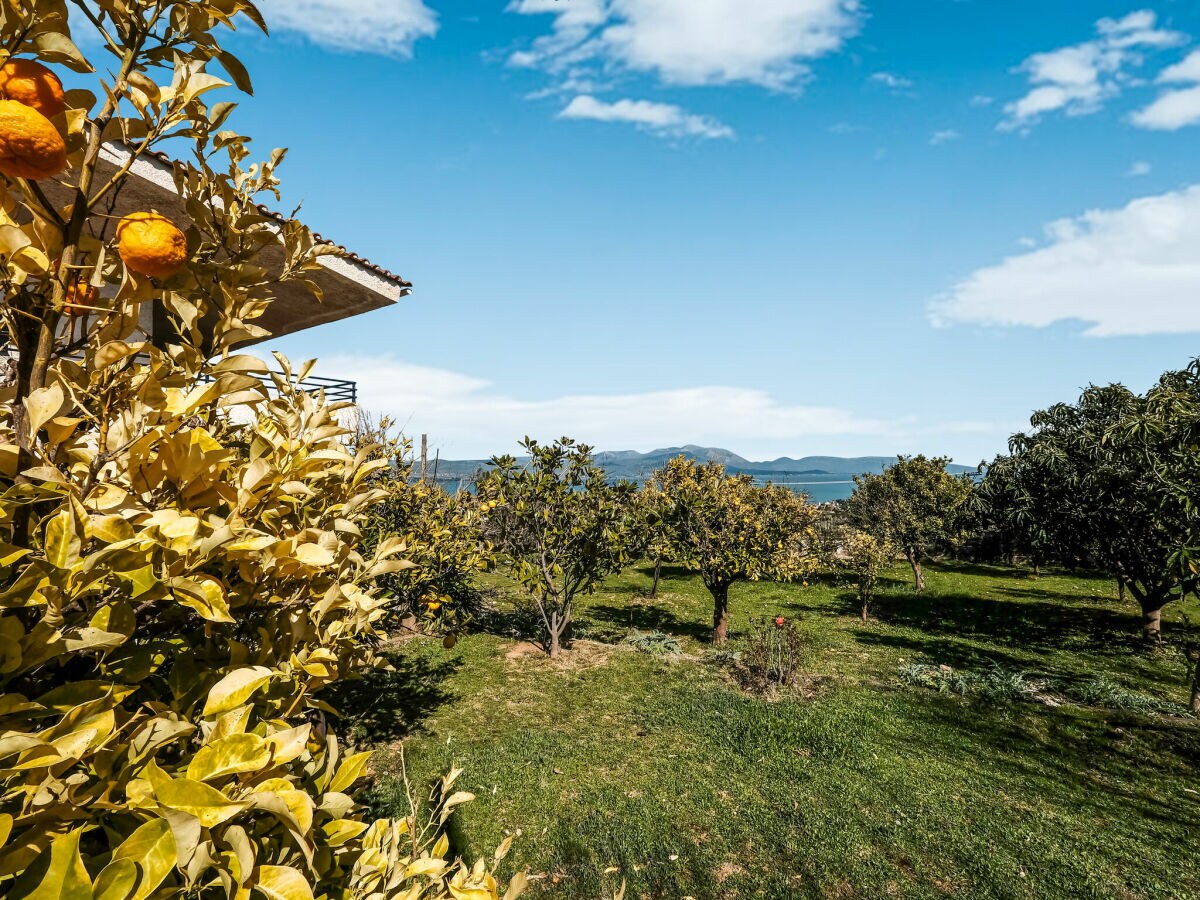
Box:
(0, 99, 66, 180)
(64, 279, 99, 317)
(117, 212, 188, 278)
(0, 59, 66, 118)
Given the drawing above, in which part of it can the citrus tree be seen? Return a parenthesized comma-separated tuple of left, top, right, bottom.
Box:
(356, 419, 492, 634)
(650, 457, 818, 644)
(636, 478, 671, 598)
(476, 437, 638, 658)
(845, 456, 974, 592)
(836, 529, 895, 623)
(0, 4, 520, 898)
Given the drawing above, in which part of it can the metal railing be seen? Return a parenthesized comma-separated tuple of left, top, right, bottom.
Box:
(0, 345, 357, 404)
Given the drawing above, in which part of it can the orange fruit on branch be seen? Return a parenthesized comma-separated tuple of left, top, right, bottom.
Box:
(0, 99, 66, 180)
(0, 59, 66, 118)
(117, 212, 188, 278)
(64, 279, 100, 317)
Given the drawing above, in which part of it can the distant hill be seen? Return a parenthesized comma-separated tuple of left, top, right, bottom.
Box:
(426, 446, 977, 485)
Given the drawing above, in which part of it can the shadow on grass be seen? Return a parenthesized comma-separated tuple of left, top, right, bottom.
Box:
(331, 651, 461, 744)
(935, 561, 1041, 580)
(887, 686, 1200, 829)
(854, 628, 1047, 673)
(868, 590, 1145, 657)
(586, 601, 714, 643)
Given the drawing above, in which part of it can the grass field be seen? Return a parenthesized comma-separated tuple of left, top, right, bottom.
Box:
(342, 562, 1200, 899)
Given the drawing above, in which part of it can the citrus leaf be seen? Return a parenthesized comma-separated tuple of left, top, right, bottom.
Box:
(203, 667, 274, 717)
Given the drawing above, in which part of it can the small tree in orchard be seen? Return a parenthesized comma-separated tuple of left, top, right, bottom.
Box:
(477, 437, 638, 658)
(637, 477, 672, 597)
(356, 418, 492, 634)
(0, 5, 520, 898)
(837, 529, 896, 622)
(846, 455, 974, 592)
(651, 457, 818, 644)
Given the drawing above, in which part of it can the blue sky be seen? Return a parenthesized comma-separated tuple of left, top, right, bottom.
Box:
(177, 1, 1200, 462)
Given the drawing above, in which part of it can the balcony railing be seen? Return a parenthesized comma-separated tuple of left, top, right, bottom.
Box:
(0, 346, 357, 404)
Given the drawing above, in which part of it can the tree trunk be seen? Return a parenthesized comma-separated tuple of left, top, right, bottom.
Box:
(1189, 649, 1200, 716)
(709, 581, 730, 645)
(1139, 597, 1165, 645)
(860, 593, 869, 623)
(1117, 578, 1126, 603)
(546, 606, 571, 659)
(905, 549, 926, 593)
(650, 558, 662, 598)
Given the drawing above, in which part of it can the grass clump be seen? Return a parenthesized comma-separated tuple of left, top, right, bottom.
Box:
(622, 629, 683, 656)
(898, 662, 1047, 701)
(1063, 674, 1193, 717)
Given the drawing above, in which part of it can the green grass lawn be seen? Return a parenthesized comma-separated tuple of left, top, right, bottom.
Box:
(342, 562, 1200, 899)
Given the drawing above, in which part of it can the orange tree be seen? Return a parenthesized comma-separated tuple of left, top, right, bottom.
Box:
(476, 437, 638, 658)
(356, 420, 493, 635)
(845, 455, 974, 593)
(650, 457, 818, 644)
(0, 3, 521, 898)
(835, 529, 896, 623)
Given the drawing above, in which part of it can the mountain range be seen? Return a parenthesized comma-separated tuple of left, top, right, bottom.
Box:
(424, 445, 977, 483)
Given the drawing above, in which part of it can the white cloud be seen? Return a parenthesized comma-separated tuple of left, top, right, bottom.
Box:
(255, 0, 437, 56)
(970, 95, 995, 107)
(1131, 86, 1200, 129)
(1128, 160, 1152, 176)
(1158, 48, 1200, 82)
(931, 185, 1200, 337)
(930, 129, 962, 145)
(508, 0, 861, 91)
(1001, 10, 1185, 130)
(1131, 50, 1200, 130)
(559, 95, 734, 139)
(870, 71, 913, 91)
(322, 356, 911, 459)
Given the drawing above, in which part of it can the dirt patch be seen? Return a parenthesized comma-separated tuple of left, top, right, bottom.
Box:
(504, 639, 614, 671)
(504, 641, 543, 660)
(714, 862, 745, 884)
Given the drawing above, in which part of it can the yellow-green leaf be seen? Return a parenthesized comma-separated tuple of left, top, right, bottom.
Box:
(25, 384, 65, 438)
(187, 733, 271, 782)
(253, 865, 314, 900)
(8, 829, 93, 900)
(92, 858, 138, 900)
(203, 667, 274, 717)
(109, 818, 176, 900)
(328, 750, 373, 793)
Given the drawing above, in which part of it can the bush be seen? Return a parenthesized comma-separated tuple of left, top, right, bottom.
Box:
(623, 630, 683, 656)
(898, 663, 1045, 701)
(740, 616, 804, 692)
(358, 422, 492, 634)
(0, 5, 521, 897)
(1062, 676, 1192, 717)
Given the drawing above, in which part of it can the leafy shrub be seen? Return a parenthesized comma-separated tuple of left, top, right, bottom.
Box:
(834, 528, 896, 621)
(900, 664, 1195, 717)
(740, 617, 804, 692)
(898, 663, 1045, 701)
(0, 5, 521, 898)
(1062, 676, 1192, 717)
(358, 421, 492, 634)
(623, 630, 683, 656)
